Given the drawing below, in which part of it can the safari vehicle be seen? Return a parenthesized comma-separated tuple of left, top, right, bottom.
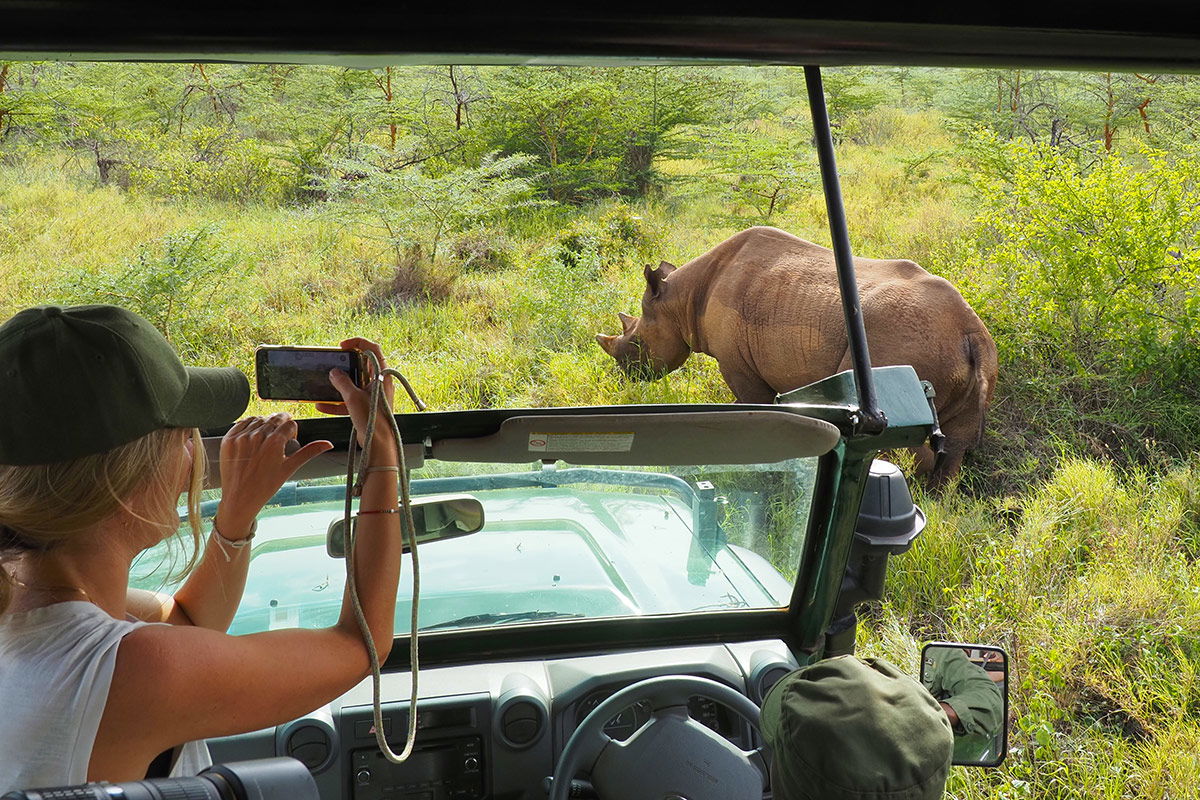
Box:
(168, 384, 946, 800)
(7, 5, 1195, 799)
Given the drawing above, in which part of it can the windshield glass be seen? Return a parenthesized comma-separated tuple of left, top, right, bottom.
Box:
(136, 456, 815, 635)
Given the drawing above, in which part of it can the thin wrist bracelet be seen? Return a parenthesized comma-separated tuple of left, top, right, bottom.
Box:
(357, 508, 401, 515)
(211, 520, 257, 562)
(364, 466, 400, 474)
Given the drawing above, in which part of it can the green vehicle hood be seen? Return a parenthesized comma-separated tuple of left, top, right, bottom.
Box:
(165, 486, 792, 637)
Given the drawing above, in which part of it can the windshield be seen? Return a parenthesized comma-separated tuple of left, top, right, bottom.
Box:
(136, 456, 815, 635)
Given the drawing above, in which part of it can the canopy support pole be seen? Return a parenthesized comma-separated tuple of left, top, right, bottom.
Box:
(803, 65, 887, 435)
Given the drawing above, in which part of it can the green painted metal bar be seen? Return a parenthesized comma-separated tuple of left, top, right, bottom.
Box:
(803, 65, 887, 435)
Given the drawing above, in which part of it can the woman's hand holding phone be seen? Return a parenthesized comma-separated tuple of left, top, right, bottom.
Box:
(215, 338, 394, 536)
(317, 337, 398, 465)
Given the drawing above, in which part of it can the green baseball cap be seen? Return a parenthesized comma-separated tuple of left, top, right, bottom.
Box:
(761, 655, 954, 800)
(0, 305, 250, 465)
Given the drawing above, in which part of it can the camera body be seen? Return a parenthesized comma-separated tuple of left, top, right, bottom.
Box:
(255, 345, 366, 402)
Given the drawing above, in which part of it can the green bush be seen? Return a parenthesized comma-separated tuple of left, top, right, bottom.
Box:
(551, 205, 663, 274)
(967, 137, 1200, 380)
(61, 226, 242, 363)
(120, 127, 289, 202)
(450, 229, 516, 273)
(943, 134, 1200, 480)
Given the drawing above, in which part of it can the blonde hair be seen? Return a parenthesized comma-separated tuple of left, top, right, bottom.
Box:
(0, 427, 205, 614)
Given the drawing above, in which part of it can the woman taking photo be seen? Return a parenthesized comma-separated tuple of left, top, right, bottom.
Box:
(0, 304, 403, 787)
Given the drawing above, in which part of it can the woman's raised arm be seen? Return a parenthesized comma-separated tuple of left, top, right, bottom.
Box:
(95, 337, 405, 781)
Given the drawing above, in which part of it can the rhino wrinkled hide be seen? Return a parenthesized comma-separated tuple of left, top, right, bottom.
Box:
(597, 226, 997, 487)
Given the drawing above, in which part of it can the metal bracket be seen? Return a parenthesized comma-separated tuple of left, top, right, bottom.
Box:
(921, 380, 946, 461)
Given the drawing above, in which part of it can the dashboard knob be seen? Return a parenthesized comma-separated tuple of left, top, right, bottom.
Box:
(355, 768, 372, 786)
(463, 756, 480, 771)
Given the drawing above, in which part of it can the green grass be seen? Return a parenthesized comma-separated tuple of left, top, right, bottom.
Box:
(858, 458, 1200, 798)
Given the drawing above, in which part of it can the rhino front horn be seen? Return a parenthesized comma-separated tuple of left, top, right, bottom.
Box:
(596, 333, 620, 357)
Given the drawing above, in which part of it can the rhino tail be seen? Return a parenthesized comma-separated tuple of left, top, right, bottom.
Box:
(964, 330, 998, 447)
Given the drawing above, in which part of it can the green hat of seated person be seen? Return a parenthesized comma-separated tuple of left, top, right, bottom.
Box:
(761, 655, 954, 800)
(0, 305, 250, 465)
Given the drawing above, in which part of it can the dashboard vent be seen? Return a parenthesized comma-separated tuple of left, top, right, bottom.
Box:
(285, 723, 333, 771)
(500, 700, 544, 747)
(748, 651, 798, 705)
(758, 666, 791, 699)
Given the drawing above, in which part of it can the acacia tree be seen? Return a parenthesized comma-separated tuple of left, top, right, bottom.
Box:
(940, 69, 1083, 146)
(0, 62, 52, 141)
(481, 68, 624, 202)
(609, 66, 749, 195)
(1077, 71, 1181, 151)
(696, 123, 815, 222)
(0, 63, 12, 136)
(322, 146, 536, 266)
(478, 66, 748, 201)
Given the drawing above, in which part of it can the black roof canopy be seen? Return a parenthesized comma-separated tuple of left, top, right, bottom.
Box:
(4, 3, 1200, 72)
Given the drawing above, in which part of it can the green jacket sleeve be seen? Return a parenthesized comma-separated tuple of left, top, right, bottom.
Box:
(936, 650, 1003, 738)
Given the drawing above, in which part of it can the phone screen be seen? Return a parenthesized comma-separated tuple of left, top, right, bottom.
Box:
(256, 347, 360, 402)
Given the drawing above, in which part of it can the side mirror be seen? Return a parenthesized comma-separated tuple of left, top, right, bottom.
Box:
(326, 494, 485, 558)
(920, 642, 1009, 767)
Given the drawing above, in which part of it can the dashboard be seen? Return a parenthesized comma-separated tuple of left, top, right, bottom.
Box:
(208, 639, 797, 800)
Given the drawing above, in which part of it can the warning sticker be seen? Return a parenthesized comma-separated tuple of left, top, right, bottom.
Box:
(528, 432, 635, 452)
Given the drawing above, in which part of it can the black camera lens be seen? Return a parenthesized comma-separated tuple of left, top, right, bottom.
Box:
(3, 758, 315, 800)
(4, 777, 222, 800)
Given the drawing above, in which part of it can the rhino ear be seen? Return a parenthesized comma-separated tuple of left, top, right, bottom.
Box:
(643, 262, 674, 300)
(618, 311, 637, 334)
(596, 333, 621, 357)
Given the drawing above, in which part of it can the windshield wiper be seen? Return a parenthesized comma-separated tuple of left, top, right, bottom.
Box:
(423, 610, 586, 630)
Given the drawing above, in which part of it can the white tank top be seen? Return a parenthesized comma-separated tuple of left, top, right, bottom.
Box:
(0, 601, 211, 792)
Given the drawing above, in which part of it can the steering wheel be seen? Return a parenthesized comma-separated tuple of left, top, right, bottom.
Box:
(549, 675, 768, 800)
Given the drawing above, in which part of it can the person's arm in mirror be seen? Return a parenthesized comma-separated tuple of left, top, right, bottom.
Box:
(928, 648, 1003, 738)
(939, 701, 960, 728)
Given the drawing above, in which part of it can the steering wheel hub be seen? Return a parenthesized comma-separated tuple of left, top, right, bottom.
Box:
(550, 675, 768, 800)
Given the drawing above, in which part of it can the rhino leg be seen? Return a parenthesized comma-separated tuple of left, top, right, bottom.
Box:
(924, 447, 965, 490)
(923, 412, 978, 488)
(718, 361, 777, 404)
(912, 443, 937, 476)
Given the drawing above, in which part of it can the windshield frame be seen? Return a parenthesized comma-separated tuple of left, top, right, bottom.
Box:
(188, 381, 931, 669)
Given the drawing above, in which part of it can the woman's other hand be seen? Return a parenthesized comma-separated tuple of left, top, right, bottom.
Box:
(215, 413, 333, 536)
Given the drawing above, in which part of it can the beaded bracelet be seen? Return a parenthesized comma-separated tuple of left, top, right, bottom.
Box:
(210, 520, 257, 562)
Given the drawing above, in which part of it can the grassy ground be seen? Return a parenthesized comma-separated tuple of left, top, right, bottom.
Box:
(860, 459, 1200, 798)
(3, 109, 1198, 797)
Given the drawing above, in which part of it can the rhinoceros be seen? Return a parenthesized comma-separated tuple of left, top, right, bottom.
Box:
(596, 226, 997, 486)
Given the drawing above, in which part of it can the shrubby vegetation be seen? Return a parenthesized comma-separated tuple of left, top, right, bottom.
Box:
(59, 225, 243, 361)
(938, 135, 1200, 488)
(862, 459, 1200, 798)
(4, 60, 1200, 797)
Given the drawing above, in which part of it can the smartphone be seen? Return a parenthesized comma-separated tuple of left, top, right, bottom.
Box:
(255, 345, 366, 402)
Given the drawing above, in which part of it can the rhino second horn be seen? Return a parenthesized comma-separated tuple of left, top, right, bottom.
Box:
(618, 312, 636, 334)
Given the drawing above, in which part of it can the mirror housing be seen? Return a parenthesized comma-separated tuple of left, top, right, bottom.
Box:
(920, 642, 1009, 767)
(326, 494, 485, 558)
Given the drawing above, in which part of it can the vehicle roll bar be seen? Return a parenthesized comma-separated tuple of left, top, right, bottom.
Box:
(803, 66, 887, 435)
